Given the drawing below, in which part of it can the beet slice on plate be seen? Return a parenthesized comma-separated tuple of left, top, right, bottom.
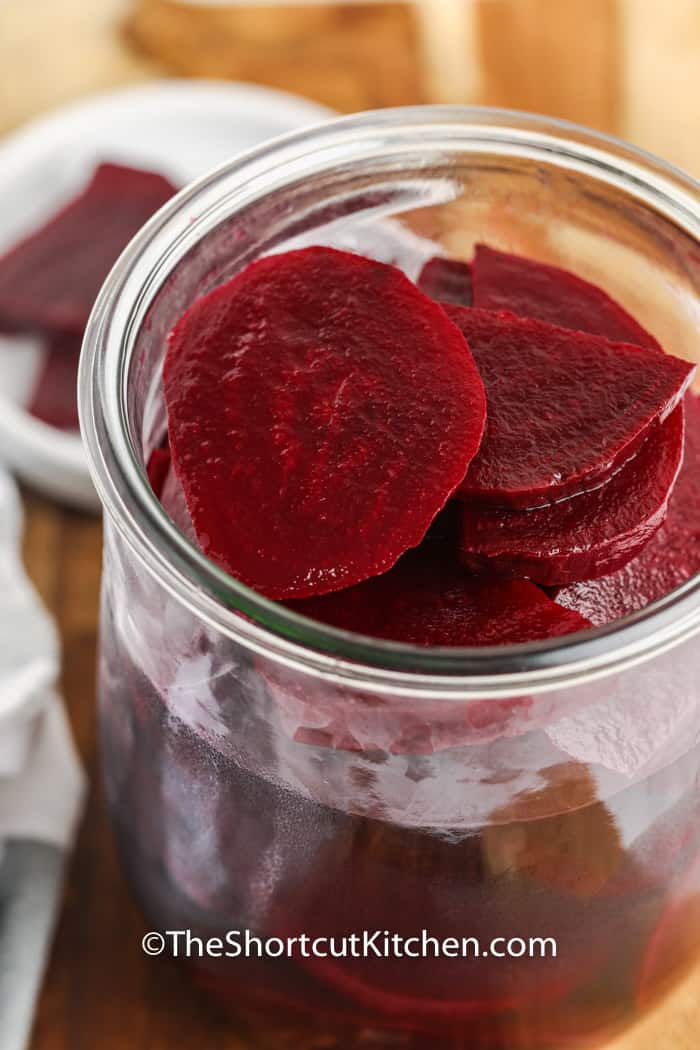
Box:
(471, 244, 662, 351)
(0, 162, 177, 334)
(446, 306, 693, 508)
(27, 331, 82, 429)
(292, 546, 591, 646)
(461, 407, 685, 586)
(164, 246, 486, 600)
(417, 256, 472, 306)
(555, 392, 700, 623)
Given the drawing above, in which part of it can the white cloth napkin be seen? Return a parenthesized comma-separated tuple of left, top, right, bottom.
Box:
(0, 465, 86, 1050)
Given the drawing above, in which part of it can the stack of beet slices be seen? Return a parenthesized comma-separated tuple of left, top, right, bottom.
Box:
(0, 162, 177, 429)
(158, 242, 698, 644)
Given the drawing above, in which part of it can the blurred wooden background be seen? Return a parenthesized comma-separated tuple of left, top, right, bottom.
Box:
(2, 1, 700, 174)
(0, 1, 699, 1048)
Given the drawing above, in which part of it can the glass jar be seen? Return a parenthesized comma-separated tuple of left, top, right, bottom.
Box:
(80, 108, 700, 1049)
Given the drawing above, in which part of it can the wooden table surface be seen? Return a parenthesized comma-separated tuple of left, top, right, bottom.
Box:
(1, 1, 699, 1047)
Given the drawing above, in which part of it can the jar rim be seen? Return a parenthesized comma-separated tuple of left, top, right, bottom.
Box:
(79, 104, 700, 698)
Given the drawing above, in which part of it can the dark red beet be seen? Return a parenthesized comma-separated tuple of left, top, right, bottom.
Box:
(472, 244, 662, 351)
(0, 163, 177, 334)
(460, 407, 685, 586)
(269, 544, 586, 754)
(271, 818, 614, 1028)
(421, 499, 463, 547)
(556, 392, 700, 623)
(27, 332, 81, 429)
(262, 654, 535, 754)
(146, 442, 172, 500)
(445, 305, 693, 508)
(265, 568, 544, 752)
(291, 546, 591, 646)
(417, 256, 472, 306)
(164, 247, 486, 600)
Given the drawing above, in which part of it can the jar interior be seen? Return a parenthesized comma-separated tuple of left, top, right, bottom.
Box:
(91, 115, 700, 1048)
(131, 142, 700, 474)
(81, 112, 700, 683)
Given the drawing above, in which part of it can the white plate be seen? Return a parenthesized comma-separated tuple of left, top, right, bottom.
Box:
(0, 80, 333, 511)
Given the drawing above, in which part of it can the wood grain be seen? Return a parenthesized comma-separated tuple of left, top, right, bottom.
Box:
(125, 1, 425, 113)
(477, 0, 621, 132)
(0, 1, 699, 1047)
(619, 0, 700, 177)
(0, 0, 157, 136)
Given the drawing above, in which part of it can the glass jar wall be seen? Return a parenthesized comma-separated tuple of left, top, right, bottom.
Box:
(81, 108, 700, 1049)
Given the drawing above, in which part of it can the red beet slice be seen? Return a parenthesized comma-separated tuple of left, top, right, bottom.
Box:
(556, 392, 700, 623)
(278, 550, 589, 754)
(0, 162, 177, 334)
(164, 246, 486, 600)
(146, 441, 171, 500)
(417, 256, 472, 306)
(283, 691, 535, 754)
(263, 647, 535, 754)
(472, 244, 662, 351)
(291, 546, 591, 646)
(27, 332, 81, 429)
(461, 407, 685, 586)
(271, 819, 617, 1031)
(445, 306, 693, 508)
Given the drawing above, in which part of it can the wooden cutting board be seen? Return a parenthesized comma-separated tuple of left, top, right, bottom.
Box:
(1, 2, 698, 1047)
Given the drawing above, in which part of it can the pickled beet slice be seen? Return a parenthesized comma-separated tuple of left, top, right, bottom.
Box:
(272, 818, 616, 1028)
(417, 256, 472, 306)
(472, 244, 662, 351)
(279, 548, 589, 755)
(164, 246, 486, 600)
(0, 162, 177, 334)
(263, 651, 534, 755)
(146, 441, 171, 500)
(291, 547, 591, 646)
(445, 305, 693, 508)
(556, 392, 700, 623)
(460, 406, 685, 586)
(27, 332, 81, 429)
